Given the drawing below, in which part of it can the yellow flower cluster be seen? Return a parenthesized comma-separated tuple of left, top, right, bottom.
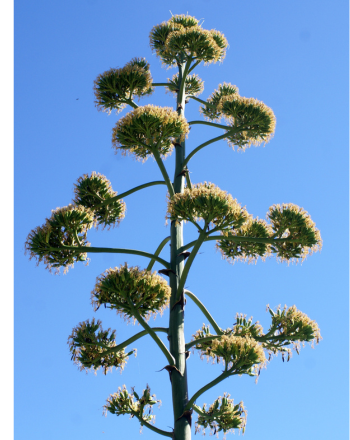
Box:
(91, 263, 171, 322)
(25, 204, 94, 274)
(219, 95, 276, 150)
(166, 73, 204, 97)
(167, 182, 250, 229)
(200, 82, 239, 122)
(150, 14, 228, 67)
(267, 203, 322, 263)
(195, 394, 247, 437)
(270, 305, 321, 348)
(93, 58, 153, 114)
(73, 172, 126, 229)
(193, 325, 266, 373)
(217, 218, 274, 264)
(68, 318, 130, 375)
(103, 384, 160, 424)
(112, 105, 189, 161)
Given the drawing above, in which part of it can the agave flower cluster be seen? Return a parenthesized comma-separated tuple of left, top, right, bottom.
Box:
(150, 14, 228, 67)
(264, 305, 322, 355)
(68, 318, 132, 375)
(201, 82, 276, 150)
(218, 218, 274, 264)
(267, 203, 322, 262)
(94, 57, 153, 114)
(73, 172, 126, 229)
(112, 105, 189, 161)
(104, 385, 160, 425)
(167, 182, 250, 230)
(166, 72, 204, 97)
(91, 263, 171, 322)
(217, 203, 322, 264)
(194, 394, 247, 438)
(193, 325, 266, 375)
(25, 204, 94, 273)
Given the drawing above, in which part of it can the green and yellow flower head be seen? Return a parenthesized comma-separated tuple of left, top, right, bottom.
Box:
(150, 15, 227, 68)
(91, 263, 171, 322)
(266, 305, 321, 354)
(195, 394, 247, 437)
(267, 203, 322, 263)
(193, 325, 266, 374)
(73, 172, 126, 229)
(167, 182, 250, 229)
(68, 318, 133, 375)
(200, 82, 239, 122)
(25, 204, 94, 274)
(166, 73, 204, 97)
(94, 57, 153, 114)
(103, 384, 160, 425)
(217, 218, 273, 264)
(112, 105, 189, 161)
(219, 95, 276, 150)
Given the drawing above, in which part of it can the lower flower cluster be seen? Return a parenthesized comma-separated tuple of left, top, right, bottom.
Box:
(194, 394, 247, 438)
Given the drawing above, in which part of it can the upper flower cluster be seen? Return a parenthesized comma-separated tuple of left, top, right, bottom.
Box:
(112, 105, 189, 161)
(94, 57, 153, 114)
(201, 82, 276, 150)
(150, 14, 228, 67)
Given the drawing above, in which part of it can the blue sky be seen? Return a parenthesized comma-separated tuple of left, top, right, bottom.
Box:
(15, 1, 348, 439)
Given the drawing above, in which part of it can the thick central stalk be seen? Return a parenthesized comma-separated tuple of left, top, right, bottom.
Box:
(168, 62, 191, 440)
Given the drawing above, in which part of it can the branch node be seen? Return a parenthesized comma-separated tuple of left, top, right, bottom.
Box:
(158, 269, 177, 277)
(176, 409, 193, 427)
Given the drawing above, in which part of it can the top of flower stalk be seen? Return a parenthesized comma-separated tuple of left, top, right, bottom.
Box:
(73, 172, 126, 229)
(94, 57, 153, 114)
(167, 182, 250, 230)
(91, 263, 171, 322)
(150, 14, 228, 68)
(194, 394, 247, 437)
(25, 204, 94, 274)
(112, 105, 189, 161)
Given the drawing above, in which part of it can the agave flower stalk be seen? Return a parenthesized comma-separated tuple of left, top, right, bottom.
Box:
(25, 14, 323, 440)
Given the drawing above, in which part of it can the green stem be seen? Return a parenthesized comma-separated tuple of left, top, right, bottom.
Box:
(187, 95, 217, 109)
(178, 58, 193, 99)
(130, 411, 173, 438)
(128, 300, 175, 365)
(182, 132, 232, 168)
(147, 236, 171, 271)
(58, 245, 171, 269)
(125, 99, 138, 109)
(176, 227, 208, 301)
(187, 59, 201, 74)
(184, 290, 223, 336)
(185, 335, 223, 351)
(185, 370, 233, 411)
(188, 120, 233, 130)
(152, 147, 175, 197)
(93, 181, 166, 209)
(185, 170, 192, 189)
(82, 327, 169, 358)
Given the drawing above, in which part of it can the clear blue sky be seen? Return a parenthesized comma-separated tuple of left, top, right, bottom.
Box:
(15, 1, 348, 439)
